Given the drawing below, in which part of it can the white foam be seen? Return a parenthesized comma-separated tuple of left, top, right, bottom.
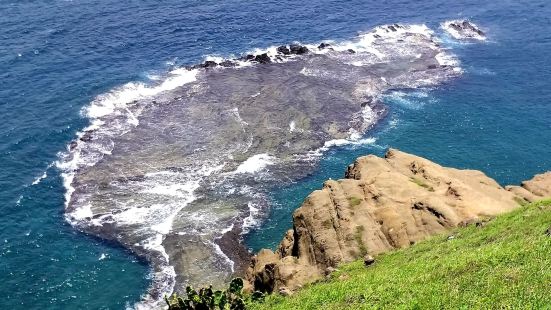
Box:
(84, 69, 197, 119)
(289, 121, 296, 132)
(435, 52, 460, 67)
(235, 154, 277, 174)
(241, 202, 261, 234)
(142, 183, 197, 198)
(211, 241, 235, 272)
(70, 204, 93, 221)
(31, 171, 47, 185)
(99, 253, 107, 260)
(382, 90, 435, 110)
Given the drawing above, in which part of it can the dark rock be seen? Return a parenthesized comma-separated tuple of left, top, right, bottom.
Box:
(363, 254, 375, 266)
(318, 42, 331, 50)
(220, 60, 237, 67)
(450, 23, 462, 31)
(360, 97, 374, 108)
(79, 131, 93, 142)
(276, 45, 290, 55)
(214, 224, 252, 275)
(69, 141, 78, 150)
(200, 60, 218, 68)
(254, 53, 271, 64)
(289, 44, 309, 55)
(388, 25, 397, 32)
(347, 49, 356, 54)
(244, 54, 255, 61)
(428, 64, 438, 69)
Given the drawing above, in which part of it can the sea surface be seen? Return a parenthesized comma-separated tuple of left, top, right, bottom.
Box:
(1, 0, 550, 309)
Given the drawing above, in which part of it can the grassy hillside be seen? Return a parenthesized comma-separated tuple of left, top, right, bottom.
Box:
(251, 199, 551, 310)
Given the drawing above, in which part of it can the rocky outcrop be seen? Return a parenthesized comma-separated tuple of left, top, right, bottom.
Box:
(442, 20, 486, 41)
(506, 172, 551, 202)
(246, 149, 551, 293)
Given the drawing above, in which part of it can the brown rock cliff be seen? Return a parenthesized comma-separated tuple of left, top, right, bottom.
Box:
(246, 149, 551, 293)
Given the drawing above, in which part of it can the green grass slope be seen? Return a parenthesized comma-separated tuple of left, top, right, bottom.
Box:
(251, 200, 551, 310)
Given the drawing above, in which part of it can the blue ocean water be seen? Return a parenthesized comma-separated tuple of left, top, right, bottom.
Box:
(1, 0, 550, 308)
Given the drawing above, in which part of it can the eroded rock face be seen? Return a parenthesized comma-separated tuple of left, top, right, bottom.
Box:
(506, 172, 551, 202)
(246, 149, 551, 293)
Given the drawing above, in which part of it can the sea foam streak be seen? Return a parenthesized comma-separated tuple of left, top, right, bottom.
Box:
(57, 22, 474, 309)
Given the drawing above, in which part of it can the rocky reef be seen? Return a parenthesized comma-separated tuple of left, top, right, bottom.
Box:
(246, 149, 551, 294)
(442, 19, 486, 41)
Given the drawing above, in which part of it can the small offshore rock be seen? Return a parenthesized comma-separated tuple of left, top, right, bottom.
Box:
(318, 42, 331, 50)
(347, 49, 356, 54)
(277, 45, 290, 55)
(289, 44, 309, 55)
(363, 254, 375, 266)
(254, 53, 271, 64)
(200, 60, 218, 68)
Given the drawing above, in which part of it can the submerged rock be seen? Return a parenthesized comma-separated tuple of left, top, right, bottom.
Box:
(246, 149, 551, 293)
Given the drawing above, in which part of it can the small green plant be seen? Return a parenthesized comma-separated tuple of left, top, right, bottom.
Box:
(409, 177, 435, 192)
(165, 278, 264, 310)
(347, 196, 362, 207)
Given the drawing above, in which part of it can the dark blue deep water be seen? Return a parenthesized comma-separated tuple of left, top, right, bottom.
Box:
(1, 0, 550, 308)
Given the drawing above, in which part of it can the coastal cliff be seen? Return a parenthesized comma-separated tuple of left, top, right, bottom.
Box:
(246, 149, 551, 293)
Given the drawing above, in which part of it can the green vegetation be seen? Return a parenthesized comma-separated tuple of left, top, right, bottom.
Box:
(347, 196, 363, 207)
(409, 177, 435, 192)
(354, 225, 368, 256)
(251, 199, 551, 310)
(165, 278, 264, 310)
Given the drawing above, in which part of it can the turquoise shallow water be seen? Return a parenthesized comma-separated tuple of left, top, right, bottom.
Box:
(1, 0, 550, 308)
